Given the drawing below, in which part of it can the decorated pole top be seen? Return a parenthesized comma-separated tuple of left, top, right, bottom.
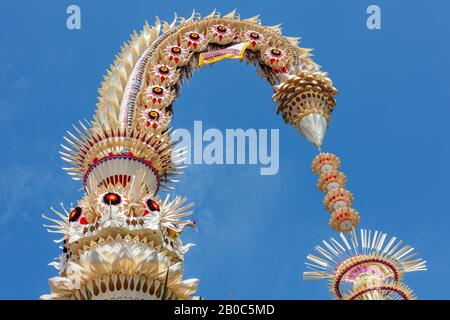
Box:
(41, 9, 424, 300)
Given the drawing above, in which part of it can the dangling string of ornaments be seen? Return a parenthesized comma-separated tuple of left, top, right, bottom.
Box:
(311, 152, 360, 233)
(304, 149, 426, 300)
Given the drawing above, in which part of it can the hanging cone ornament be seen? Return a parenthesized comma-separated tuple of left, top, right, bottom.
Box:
(297, 113, 327, 148)
(273, 67, 338, 148)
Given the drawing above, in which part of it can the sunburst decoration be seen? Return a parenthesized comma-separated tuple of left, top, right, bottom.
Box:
(304, 229, 427, 300)
(60, 121, 185, 192)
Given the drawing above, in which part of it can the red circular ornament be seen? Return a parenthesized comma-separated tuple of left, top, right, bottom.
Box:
(189, 32, 200, 40)
(148, 110, 160, 120)
(271, 48, 281, 56)
(103, 192, 121, 205)
(159, 66, 169, 74)
(69, 207, 82, 222)
(152, 86, 163, 95)
(171, 46, 181, 54)
(250, 32, 259, 39)
(146, 199, 160, 211)
(217, 25, 227, 33)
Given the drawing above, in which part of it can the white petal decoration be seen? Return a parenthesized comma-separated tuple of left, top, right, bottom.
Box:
(297, 113, 328, 147)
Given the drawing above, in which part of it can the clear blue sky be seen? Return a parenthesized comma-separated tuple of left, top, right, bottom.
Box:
(0, 0, 449, 299)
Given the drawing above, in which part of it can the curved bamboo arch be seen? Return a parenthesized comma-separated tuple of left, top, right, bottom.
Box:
(91, 10, 333, 135)
(61, 10, 338, 193)
(118, 15, 303, 132)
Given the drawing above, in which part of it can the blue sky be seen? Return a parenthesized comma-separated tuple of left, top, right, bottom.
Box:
(0, 0, 449, 299)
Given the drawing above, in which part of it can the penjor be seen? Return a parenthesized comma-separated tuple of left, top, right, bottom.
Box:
(41, 9, 425, 300)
